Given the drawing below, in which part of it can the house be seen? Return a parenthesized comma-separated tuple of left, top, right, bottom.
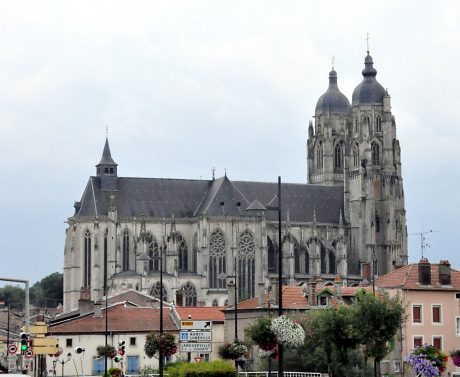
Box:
(376, 259, 460, 376)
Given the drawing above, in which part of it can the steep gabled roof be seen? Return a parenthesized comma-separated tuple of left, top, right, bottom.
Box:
(175, 306, 225, 322)
(72, 176, 344, 224)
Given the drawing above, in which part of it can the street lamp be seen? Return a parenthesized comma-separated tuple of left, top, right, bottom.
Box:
(137, 237, 166, 377)
(247, 176, 283, 377)
(59, 353, 72, 377)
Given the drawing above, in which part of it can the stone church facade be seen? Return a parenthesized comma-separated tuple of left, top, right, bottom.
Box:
(63, 53, 408, 313)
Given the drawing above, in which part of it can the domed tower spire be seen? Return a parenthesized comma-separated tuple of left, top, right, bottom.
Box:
(96, 137, 118, 190)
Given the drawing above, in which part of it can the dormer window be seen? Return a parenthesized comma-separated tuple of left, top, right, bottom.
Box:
(319, 296, 328, 306)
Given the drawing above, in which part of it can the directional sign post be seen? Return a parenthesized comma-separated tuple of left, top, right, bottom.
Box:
(180, 331, 212, 342)
(179, 342, 212, 353)
(180, 320, 212, 330)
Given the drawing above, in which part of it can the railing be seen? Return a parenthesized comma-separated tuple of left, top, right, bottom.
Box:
(126, 373, 324, 377)
(238, 372, 323, 377)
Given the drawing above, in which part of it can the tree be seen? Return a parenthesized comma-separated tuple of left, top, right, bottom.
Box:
(30, 272, 63, 307)
(351, 290, 404, 377)
(0, 285, 25, 309)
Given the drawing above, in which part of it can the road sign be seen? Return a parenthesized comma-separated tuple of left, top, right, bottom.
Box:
(8, 361, 16, 371)
(25, 349, 34, 358)
(180, 320, 212, 330)
(8, 344, 17, 354)
(33, 337, 59, 355)
(179, 342, 212, 352)
(180, 331, 212, 342)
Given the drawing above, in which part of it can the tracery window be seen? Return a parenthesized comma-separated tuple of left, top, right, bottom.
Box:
(354, 117, 359, 133)
(364, 115, 371, 132)
(238, 230, 255, 301)
(294, 243, 309, 274)
(320, 244, 327, 274)
(192, 233, 198, 273)
(320, 243, 336, 274)
(328, 250, 336, 274)
(334, 142, 343, 168)
(149, 282, 167, 301)
(177, 282, 197, 307)
(84, 230, 91, 288)
(375, 215, 381, 233)
(177, 233, 188, 272)
(267, 237, 277, 273)
(376, 116, 382, 132)
(316, 142, 323, 169)
(371, 142, 380, 165)
(146, 233, 160, 272)
(122, 229, 130, 271)
(209, 230, 226, 289)
(353, 144, 360, 168)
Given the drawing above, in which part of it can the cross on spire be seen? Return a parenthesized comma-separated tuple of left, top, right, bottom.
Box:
(331, 56, 335, 70)
(366, 32, 371, 54)
(105, 124, 109, 137)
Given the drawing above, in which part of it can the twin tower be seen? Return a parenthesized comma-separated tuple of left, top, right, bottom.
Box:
(307, 52, 407, 277)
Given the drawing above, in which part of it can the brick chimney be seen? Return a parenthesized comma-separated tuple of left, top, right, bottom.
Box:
(418, 258, 431, 285)
(438, 260, 451, 285)
(307, 279, 317, 306)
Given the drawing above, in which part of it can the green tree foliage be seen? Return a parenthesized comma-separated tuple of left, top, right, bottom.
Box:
(0, 285, 25, 309)
(351, 290, 404, 377)
(30, 272, 63, 307)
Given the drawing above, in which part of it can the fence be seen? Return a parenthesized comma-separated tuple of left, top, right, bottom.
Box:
(238, 372, 323, 377)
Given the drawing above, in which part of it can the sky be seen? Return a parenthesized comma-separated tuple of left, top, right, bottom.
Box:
(0, 1, 459, 285)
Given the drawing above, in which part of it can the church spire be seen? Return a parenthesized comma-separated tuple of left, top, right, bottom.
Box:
(96, 137, 118, 189)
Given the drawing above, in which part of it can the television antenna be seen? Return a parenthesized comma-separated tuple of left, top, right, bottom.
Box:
(409, 230, 438, 259)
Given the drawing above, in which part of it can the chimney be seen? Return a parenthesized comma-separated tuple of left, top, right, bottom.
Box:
(308, 279, 317, 306)
(418, 258, 431, 285)
(94, 301, 103, 317)
(438, 260, 451, 285)
(334, 275, 343, 300)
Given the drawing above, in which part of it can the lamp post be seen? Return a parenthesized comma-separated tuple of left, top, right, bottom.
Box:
(137, 237, 166, 377)
(59, 353, 72, 377)
(247, 176, 283, 377)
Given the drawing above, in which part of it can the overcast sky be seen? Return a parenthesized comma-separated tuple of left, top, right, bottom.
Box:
(1, 1, 459, 285)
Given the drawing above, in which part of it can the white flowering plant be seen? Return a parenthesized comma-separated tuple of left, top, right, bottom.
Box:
(269, 315, 305, 348)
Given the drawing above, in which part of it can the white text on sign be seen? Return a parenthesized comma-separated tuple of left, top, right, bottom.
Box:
(180, 331, 212, 341)
(179, 342, 212, 352)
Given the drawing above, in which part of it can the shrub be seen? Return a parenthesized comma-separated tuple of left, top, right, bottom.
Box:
(102, 367, 122, 377)
(166, 360, 236, 377)
(218, 341, 248, 360)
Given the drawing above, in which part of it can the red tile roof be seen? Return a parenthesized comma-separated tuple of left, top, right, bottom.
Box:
(175, 306, 225, 321)
(48, 303, 177, 334)
(376, 261, 460, 290)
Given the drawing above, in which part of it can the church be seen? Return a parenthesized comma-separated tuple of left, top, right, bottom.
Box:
(63, 52, 408, 313)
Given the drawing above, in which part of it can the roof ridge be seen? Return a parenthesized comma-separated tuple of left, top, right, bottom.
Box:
(200, 177, 225, 214)
(90, 177, 98, 217)
(401, 264, 413, 287)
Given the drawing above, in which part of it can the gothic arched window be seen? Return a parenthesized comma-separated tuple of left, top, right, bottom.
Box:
(122, 229, 130, 271)
(149, 282, 167, 302)
(84, 230, 91, 288)
(354, 117, 359, 133)
(320, 244, 327, 274)
(177, 233, 188, 272)
(375, 215, 381, 233)
(146, 233, 160, 272)
(238, 230, 255, 301)
(192, 233, 198, 273)
(177, 282, 197, 307)
(328, 250, 336, 274)
(267, 237, 277, 273)
(353, 144, 360, 168)
(334, 142, 343, 168)
(364, 115, 371, 133)
(371, 142, 380, 166)
(316, 142, 323, 169)
(209, 230, 226, 289)
(376, 116, 382, 132)
(294, 242, 309, 274)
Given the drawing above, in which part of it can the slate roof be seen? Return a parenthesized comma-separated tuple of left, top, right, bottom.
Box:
(74, 175, 344, 224)
(315, 69, 351, 115)
(48, 303, 177, 334)
(376, 262, 460, 290)
(352, 53, 386, 106)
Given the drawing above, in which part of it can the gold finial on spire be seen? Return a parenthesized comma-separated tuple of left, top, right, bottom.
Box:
(366, 32, 370, 54)
(331, 56, 335, 70)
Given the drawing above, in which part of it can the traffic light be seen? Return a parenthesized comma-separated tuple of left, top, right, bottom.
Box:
(20, 332, 29, 353)
(118, 340, 125, 356)
(114, 355, 122, 363)
(75, 346, 85, 354)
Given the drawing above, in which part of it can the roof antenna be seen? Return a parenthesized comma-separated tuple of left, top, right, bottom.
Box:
(409, 230, 438, 259)
(366, 32, 371, 54)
